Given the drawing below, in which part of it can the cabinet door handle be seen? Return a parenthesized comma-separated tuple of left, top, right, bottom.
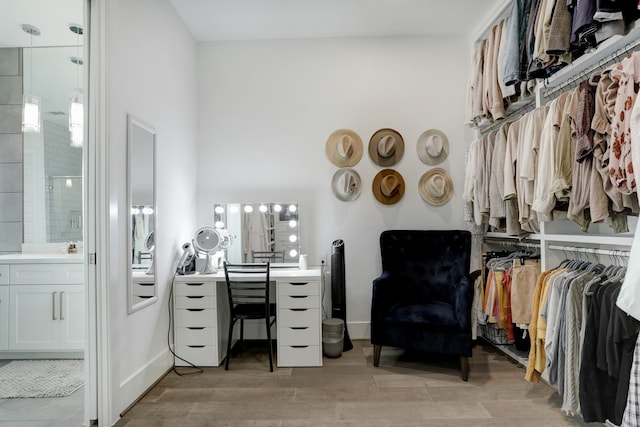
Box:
(52, 292, 58, 320)
(60, 291, 64, 320)
(289, 295, 308, 299)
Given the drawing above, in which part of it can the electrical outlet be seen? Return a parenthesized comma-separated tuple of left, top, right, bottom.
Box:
(320, 253, 327, 265)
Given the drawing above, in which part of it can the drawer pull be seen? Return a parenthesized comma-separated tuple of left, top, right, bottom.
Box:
(290, 327, 308, 330)
(186, 308, 205, 312)
(186, 296, 204, 299)
(138, 283, 154, 287)
(289, 282, 309, 286)
(291, 345, 309, 349)
(187, 345, 205, 348)
(289, 295, 308, 299)
(290, 308, 308, 312)
(187, 327, 205, 330)
(186, 283, 204, 286)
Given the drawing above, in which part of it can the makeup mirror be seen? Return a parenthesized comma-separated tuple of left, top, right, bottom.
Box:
(127, 115, 157, 313)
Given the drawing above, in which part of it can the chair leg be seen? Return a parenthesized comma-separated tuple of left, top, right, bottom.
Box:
(225, 319, 235, 371)
(373, 345, 381, 367)
(266, 317, 274, 372)
(460, 356, 470, 381)
(240, 319, 244, 352)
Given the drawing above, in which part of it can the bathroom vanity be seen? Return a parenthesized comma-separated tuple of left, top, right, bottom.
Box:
(0, 254, 84, 358)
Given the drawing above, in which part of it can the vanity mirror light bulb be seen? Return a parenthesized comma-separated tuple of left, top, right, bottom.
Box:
(215, 221, 225, 229)
(289, 220, 297, 228)
(259, 204, 268, 213)
(289, 235, 297, 243)
(289, 249, 298, 258)
(214, 206, 224, 214)
(273, 204, 282, 212)
(288, 204, 297, 212)
(131, 207, 140, 215)
(142, 207, 154, 215)
(243, 205, 253, 213)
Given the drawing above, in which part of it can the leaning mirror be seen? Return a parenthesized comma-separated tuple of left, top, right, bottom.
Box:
(213, 203, 300, 265)
(127, 115, 157, 313)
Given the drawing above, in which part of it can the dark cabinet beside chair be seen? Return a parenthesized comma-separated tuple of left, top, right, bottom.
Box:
(370, 230, 481, 380)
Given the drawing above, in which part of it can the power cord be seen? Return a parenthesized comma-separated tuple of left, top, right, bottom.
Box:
(167, 269, 203, 376)
(321, 259, 328, 319)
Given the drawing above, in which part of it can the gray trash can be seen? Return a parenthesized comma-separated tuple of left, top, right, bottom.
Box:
(322, 318, 344, 358)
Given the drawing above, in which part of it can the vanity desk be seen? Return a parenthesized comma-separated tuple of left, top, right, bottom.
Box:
(173, 267, 322, 368)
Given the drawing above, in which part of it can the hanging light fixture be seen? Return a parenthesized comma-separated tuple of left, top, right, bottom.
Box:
(69, 24, 84, 147)
(21, 24, 41, 133)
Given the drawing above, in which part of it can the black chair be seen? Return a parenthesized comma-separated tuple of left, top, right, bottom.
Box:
(370, 230, 481, 380)
(251, 250, 285, 263)
(223, 262, 276, 371)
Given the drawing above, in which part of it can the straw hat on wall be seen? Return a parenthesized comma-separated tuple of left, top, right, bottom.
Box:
(417, 129, 449, 166)
(372, 169, 405, 205)
(419, 168, 453, 206)
(368, 128, 404, 166)
(326, 129, 363, 167)
(331, 168, 361, 201)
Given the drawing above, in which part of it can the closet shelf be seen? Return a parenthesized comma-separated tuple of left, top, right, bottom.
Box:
(544, 234, 635, 246)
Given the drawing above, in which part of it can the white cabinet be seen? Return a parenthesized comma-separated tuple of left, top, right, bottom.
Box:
(0, 260, 84, 355)
(172, 278, 229, 367)
(0, 286, 8, 350)
(276, 279, 322, 367)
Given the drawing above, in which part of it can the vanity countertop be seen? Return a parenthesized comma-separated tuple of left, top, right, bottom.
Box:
(0, 253, 84, 264)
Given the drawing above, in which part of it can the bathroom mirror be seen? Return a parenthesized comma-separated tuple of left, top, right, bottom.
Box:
(213, 203, 300, 265)
(127, 115, 156, 313)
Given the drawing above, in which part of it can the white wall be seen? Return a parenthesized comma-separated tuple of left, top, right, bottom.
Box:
(105, 0, 197, 423)
(196, 36, 471, 337)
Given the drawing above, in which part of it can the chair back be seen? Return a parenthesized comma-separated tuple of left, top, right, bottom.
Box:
(379, 230, 471, 304)
(223, 262, 271, 312)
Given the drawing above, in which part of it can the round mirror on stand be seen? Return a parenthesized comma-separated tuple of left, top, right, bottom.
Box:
(144, 231, 155, 275)
(193, 227, 222, 274)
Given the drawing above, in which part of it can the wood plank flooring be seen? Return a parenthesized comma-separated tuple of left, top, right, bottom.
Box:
(115, 340, 601, 426)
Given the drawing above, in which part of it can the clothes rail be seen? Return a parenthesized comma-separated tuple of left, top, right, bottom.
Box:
(547, 244, 630, 257)
(542, 37, 640, 100)
(477, 99, 537, 135)
(484, 238, 540, 249)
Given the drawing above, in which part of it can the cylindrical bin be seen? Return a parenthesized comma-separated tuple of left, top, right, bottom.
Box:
(322, 318, 344, 358)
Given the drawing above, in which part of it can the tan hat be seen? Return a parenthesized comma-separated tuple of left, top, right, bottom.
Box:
(325, 129, 363, 167)
(331, 168, 361, 201)
(417, 129, 449, 166)
(368, 128, 404, 166)
(419, 168, 453, 206)
(372, 169, 405, 205)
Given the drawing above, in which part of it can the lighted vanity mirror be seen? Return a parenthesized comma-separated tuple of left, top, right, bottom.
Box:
(213, 203, 300, 265)
(127, 115, 156, 313)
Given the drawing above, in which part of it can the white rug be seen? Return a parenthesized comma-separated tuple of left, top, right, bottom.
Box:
(0, 359, 83, 399)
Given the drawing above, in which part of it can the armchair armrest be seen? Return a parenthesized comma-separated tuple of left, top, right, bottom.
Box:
(371, 271, 396, 322)
(454, 269, 481, 332)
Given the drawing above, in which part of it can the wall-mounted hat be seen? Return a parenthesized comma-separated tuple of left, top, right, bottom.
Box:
(325, 129, 364, 167)
(417, 129, 449, 166)
(372, 169, 405, 205)
(419, 168, 453, 206)
(368, 128, 404, 166)
(331, 168, 361, 201)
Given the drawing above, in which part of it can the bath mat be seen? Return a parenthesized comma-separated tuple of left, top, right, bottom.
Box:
(0, 359, 83, 398)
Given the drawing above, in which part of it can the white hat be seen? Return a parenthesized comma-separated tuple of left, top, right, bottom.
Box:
(419, 168, 453, 206)
(331, 168, 361, 201)
(417, 129, 449, 166)
(326, 129, 364, 167)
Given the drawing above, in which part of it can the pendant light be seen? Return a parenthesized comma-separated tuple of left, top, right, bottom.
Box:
(69, 24, 83, 148)
(21, 24, 41, 133)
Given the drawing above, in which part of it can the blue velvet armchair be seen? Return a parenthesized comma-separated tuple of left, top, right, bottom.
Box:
(370, 230, 481, 380)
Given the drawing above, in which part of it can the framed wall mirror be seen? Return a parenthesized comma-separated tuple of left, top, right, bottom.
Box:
(213, 203, 299, 265)
(127, 115, 157, 313)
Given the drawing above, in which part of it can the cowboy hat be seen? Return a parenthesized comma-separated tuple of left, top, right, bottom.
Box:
(372, 169, 405, 205)
(368, 128, 404, 166)
(331, 168, 361, 201)
(325, 129, 363, 167)
(419, 168, 453, 206)
(417, 129, 449, 166)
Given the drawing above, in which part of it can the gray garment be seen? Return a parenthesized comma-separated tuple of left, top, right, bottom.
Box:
(502, 0, 533, 86)
(489, 125, 509, 229)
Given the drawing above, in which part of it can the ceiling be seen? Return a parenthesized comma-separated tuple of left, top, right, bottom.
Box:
(169, 0, 504, 41)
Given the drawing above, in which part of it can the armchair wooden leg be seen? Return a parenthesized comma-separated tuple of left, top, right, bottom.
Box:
(460, 356, 469, 381)
(373, 345, 381, 367)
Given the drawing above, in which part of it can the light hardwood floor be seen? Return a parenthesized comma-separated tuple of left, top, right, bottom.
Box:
(115, 340, 601, 427)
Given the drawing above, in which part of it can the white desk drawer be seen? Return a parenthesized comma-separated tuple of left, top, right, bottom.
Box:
(174, 308, 215, 327)
(175, 327, 217, 345)
(174, 281, 216, 297)
(278, 308, 319, 328)
(174, 345, 218, 366)
(0, 265, 8, 285)
(278, 325, 320, 345)
(131, 282, 155, 297)
(278, 281, 320, 296)
(174, 295, 216, 309)
(278, 295, 320, 309)
(278, 345, 321, 367)
(10, 263, 83, 284)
